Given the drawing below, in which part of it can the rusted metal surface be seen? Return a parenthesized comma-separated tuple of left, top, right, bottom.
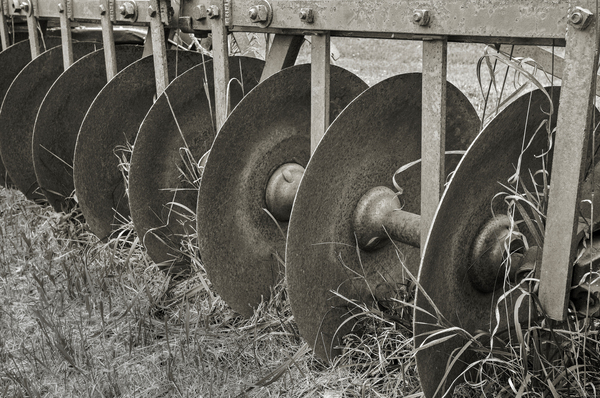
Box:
(286, 73, 479, 361)
(147, 0, 168, 96)
(259, 34, 303, 82)
(196, 64, 367, 318)
(100, 0, 118, 80)
(420, 39, 446, 250)
(310, 32, 329, 154)
(0, 41, 97, 203)
(128, 56, 264, 274)
(264, 163, 305, 221)
(188, 0, 582, 44)
(413, 88, 600, 398)
(32, 45, 143, 213)
(73, 50, 204, 240)
(0, 39, 59, 187)
(538, 10, 599, 321)
(25, 1, 40, 58)
(209, 0, 230, 130)
(59, 0, 74, 69)
(0, 1, 9, 49)
(352, 186, 421, 251)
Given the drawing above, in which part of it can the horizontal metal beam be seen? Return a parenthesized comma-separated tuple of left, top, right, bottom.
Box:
(1, 0, 591, 44)
(183, 0, 584, 43)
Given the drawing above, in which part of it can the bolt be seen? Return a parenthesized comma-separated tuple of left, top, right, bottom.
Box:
(192, 4, 206, 20)
(119, 1, 135, 18)
(568, 7, 593, 29)
(207, 5, 219, 19)
(147, 5, 156, 17)
(248, 4, 267, 23)
(99, 4, 106, 14)
(570, 11, 583, 24)
(57, 2, 64, 12)
(248, 6, 258, 20)
(412, 9, 430, 26)
(299, 8, 313, 23)
(20, 1, 28, 12)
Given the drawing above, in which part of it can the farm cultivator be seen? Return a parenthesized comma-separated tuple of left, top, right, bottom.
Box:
(1, 0, 600, 395)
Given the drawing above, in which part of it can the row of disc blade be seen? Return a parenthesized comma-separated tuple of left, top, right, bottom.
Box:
(2, 34, 597, 398)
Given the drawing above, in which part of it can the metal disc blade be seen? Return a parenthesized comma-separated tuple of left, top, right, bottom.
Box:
(196, 64, 368, 318)
(0, 42, 99, 202)
(0, 38, 61, 187)
(414, 87, 592, 397)
(285, 73, 480, 362)
(74, 50, 207, 240)
(32, 45, 144, 213)
(129, 57, 264, 275)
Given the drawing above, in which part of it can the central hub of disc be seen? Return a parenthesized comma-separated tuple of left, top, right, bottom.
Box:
(469, 215, 524, 293)
(265, 162, 305, 222)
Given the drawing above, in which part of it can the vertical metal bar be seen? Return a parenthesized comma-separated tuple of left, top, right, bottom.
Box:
(539, 15, 599, 321)
(310, 32, 330, 154)
(148, 0, 169, 97)
(99, 0, 118, 81)
(0, 1, 9, 50)
(260, 34, 303, 82)
(26, 1, 40, 58)
(209, 0, 229, 131)
(420, 39, 447, 251)
(58, 1, 73, 70)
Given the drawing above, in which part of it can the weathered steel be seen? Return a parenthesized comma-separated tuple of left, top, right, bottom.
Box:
(352, 186, 422, 250)
(0, 42, 97, 203)
(25, 2, 40, 57)
(259, 34, 303, 82)
(73, 50, 203, 240)
(148, 0, 168, 95)
(0, 39, 60, 187)
(209, 0, 230, 130)
(285, 73, 479, 361)
(59, 0, 74, 68)
(310, 32, 329, 153)
(538, 11, 600, 321)
(196, 64, 367, 318)
(0, 1, 8, 49)
(186, 0, 582, 43)
(128, 56, 264, 274)
(414, 87, 600, 398)
(100, 0, 118, 80)
(420, 38, 446, 250)
(32, 45, 143, 213)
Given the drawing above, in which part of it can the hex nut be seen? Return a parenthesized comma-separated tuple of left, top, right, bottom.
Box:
(569, 7, 593, 30)
(98, 4, 106, 14)
(299, 8, 313, 23)
(58, 2, 64, 12)
(192, 4, 206, 21)
(119, 1, 136, 18)
(412, 9, 430, 26)
(248, 4, 268, 22)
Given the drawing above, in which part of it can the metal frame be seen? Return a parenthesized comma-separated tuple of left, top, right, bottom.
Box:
(3, 0, 598, 321)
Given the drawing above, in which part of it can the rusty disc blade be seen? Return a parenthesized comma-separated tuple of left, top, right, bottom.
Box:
(285, 73, 480, 362)
(0, 41, 98, 202)
(32, 45, 144, 213)
(196, 64, 368, 318)
(0, 38, 61, 187)
(129, 57, 264, 275)
(74, 50, 207, 240)
(414, 88, 587, 397)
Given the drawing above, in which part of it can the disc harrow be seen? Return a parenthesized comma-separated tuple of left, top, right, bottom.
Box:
(1, 0, 599, 396)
